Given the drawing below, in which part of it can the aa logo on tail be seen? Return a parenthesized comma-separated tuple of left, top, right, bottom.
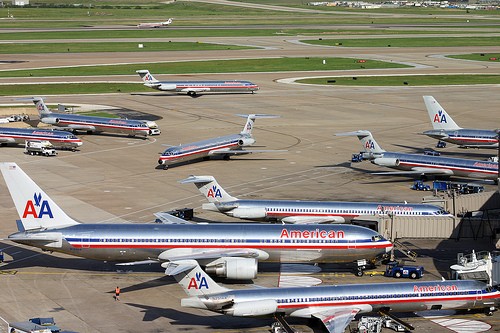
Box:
(145, 74, 153, 82)
(23, 193, 53, 219)
(365, 140, 375, 150)
(188, 272, 209, 290)
(433, 110, 447, 123)
(207, 185, 222, 198)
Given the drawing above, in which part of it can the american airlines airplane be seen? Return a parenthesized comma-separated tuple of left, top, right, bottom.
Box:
(33, 97, 154, 138)
(423, 96, 498, 149)
(158, 114, 283, 169)
(338, 130, 498, 181)
(0, 127, 82, 149)
(167, 260, 500, 333)
(136, 70, 259, 96)
(137, 18, 173, 28)
(0, 162, 392, 280)
(181, 175, 451, 224)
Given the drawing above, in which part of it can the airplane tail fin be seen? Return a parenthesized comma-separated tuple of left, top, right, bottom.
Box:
(33, 97, 52, 116)
(136, 69, 159, 84)
(423, 96, 461, 131)
(0, 163, 80, 231)
(238, 114, 280, 136)
(165, 259, 230, 296)
(336, 130, 386, 155)
(180, 175, 237, 203)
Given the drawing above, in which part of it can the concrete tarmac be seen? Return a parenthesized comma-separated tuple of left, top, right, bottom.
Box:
(0, 26, 500, 333)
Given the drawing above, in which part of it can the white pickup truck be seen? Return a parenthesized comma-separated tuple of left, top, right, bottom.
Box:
(24, 140, 58, 157)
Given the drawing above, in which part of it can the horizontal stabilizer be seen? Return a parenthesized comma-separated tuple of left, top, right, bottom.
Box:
(163, 260, 198, 276)
(336, 130, 372, 137)
(235, 114, 280, 119)
(180, 175, 215, 184)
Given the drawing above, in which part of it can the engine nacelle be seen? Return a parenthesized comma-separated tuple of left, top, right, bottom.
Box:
(373, 157, 400, 167)
(205, 257, 257, 280)
(225, 299, 277, 316)
(157, 83, 177, 91)
(238, 137, 255, 146)
(42, 117, 60, 125)
(229, 207, 266, 219)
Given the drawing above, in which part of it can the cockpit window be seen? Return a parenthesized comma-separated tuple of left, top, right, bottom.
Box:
(371, 235, 382, 242)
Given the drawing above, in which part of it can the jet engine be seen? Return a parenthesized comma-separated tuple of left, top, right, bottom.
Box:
(228, 207, 266, 219)
(238, 137, 255, 146)
(155, 84, 177, 91)
(205, 257, 257, 280)
(373, 157, 400, 167)
(42, 117, 60, 125)
(225, 299, 277, 316)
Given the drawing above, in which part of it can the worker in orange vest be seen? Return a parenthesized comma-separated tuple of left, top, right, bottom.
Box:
(115, 286, 120, 301)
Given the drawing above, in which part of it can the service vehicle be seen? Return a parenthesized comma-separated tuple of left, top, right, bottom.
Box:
(29, 317, 60, 333)
(410, 180, 430, 191)
(24, 140, 57, 157)
(384, 261, 423, 279)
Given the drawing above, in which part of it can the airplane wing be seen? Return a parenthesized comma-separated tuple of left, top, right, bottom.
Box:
(66, 124, 96, 131)
(181, 87, 211, 93)
(313, 308, 360, 333)
(209, 149, 287, 155)
(280, 216, 345, 224)
(160, 248, 263, 262)
(373, 167, 454, 176)
(153, 212, 195, 224)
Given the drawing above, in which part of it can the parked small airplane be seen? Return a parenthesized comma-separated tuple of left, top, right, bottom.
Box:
(337, 130, 498, 180)
(166, 260, 500, 333)
(33, 97, 155, 138)
(181, 175, 451, 224)
(158, 114, 283, 169)
(137, 18, 173, 28)
(0, 127, 82, 149)
(422, 96, 498, 149)
(136, 70, 259, 96)
(0, 162, 392, 280)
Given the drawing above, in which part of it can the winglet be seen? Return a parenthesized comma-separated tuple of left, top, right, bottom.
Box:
(180, 175, 237, 203)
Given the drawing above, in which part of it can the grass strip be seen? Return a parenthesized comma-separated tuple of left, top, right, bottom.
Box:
(302, 36, 500, 47)
(0, 57, 410, 78)
(297, 74, 500, 86)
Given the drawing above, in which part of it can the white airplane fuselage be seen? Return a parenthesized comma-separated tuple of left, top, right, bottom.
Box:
(185, 279, 499, 318)
(0, 127, 82, 149)
(423, 128, 499, 149)
(372, 151, 498, 180)
(209, 199, 450, 223)
(9, 223, 392, 264)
